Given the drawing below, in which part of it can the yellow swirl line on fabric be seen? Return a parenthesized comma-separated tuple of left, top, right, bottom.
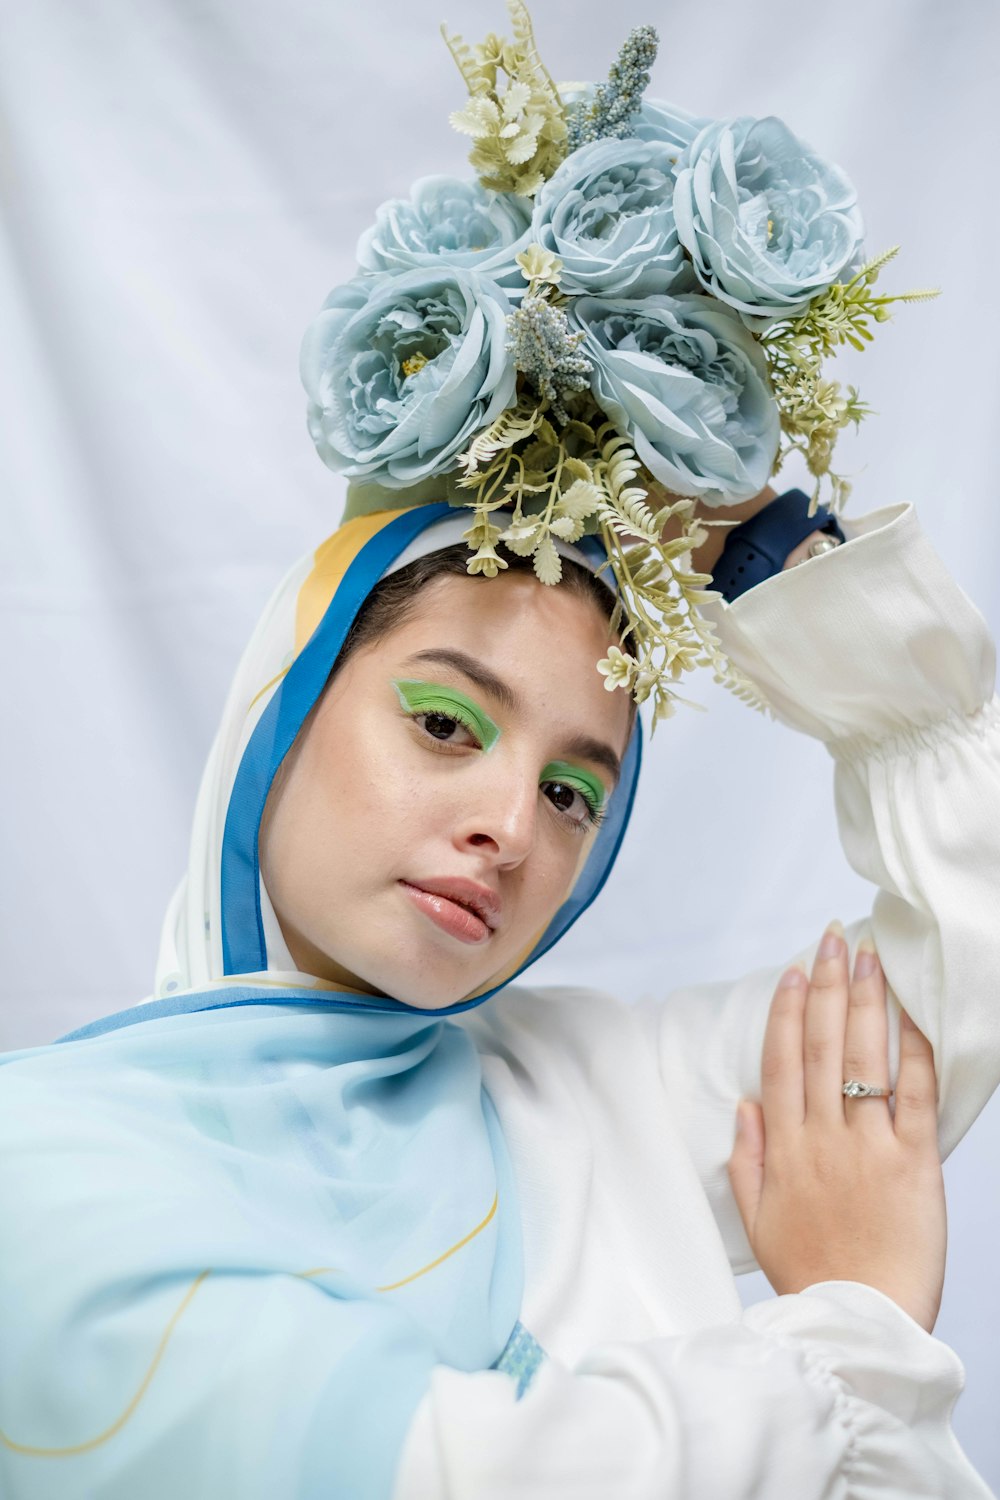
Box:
(1, 1193, 499, 1458)
(246, 664, 290, 716)
(297, 1190, 499, 1290)
(0, 1270, 211, 1459)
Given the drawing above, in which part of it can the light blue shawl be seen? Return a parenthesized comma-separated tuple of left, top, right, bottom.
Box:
(0, 505, 641, 1499)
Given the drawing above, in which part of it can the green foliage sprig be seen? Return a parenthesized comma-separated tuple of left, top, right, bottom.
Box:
(441, 0, 568, 198)
(455, 404, 769, 726)
(760, 248, 939, 512)
(452, 251, 769, 726)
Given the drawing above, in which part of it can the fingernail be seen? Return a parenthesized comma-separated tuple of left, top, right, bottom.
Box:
(778, 964, 807, 988)
(853, 939, 878, 980)
(818, 919, 845, 959)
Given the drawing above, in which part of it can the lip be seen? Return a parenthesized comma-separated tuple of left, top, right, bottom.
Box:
(399, 877, 501, 946)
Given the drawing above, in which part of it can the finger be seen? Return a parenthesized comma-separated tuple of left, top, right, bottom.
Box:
(843, 939, 893, 1136)
(802, 921, 851, 1124)
(761, 965, 808, 1130)
(727, 1100, 765, 1239)
(892, 1007, 940, 1151)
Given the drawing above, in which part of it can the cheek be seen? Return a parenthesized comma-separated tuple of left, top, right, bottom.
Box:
(284, 713, 433, 877)
(516, 812, 590, 920)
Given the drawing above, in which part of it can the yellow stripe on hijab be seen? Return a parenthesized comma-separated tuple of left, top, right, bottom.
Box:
(295, 508, 414, 656)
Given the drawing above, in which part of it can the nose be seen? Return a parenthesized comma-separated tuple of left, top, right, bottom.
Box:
(452, 755, 538, 869)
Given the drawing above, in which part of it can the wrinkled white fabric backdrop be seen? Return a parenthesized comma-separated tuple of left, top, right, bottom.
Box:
(3, 0, 998, 1483)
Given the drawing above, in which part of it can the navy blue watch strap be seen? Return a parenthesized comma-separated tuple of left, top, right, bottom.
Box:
(709, 488, 846, 603)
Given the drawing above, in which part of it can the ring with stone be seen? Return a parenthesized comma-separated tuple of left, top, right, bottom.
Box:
(842, 1080, 894, 1098)
(807, 534, 841, 559)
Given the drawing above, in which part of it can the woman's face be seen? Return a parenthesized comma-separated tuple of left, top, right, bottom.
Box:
(258, 568, 633, 1008)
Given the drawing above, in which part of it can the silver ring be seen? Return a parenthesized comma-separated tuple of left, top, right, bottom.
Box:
(807, 534, 840, 558)
(842, 1080, 894, 1098)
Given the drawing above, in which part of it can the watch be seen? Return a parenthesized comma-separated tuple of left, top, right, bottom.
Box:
(708, 488, 847, 604)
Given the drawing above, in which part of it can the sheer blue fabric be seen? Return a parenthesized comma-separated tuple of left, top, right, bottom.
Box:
(0, 1004, 522, 1497)
(0, 505, 642, 1498)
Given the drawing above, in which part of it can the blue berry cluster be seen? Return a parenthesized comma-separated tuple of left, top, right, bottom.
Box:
(505, 294, 593, 422)
(566, 25, 660, 152)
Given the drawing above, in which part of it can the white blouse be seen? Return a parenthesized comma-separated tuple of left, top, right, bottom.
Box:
(392, 500, 1000, 1498)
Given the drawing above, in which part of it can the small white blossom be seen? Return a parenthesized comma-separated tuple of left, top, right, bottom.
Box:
(632, 668, 657, 704)
(515, 245, 563, 288)
(597, 645, 638, 692)
(467, 544, 509, 578)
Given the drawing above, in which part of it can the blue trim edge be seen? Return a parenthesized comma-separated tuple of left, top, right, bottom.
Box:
(57, 987, 409, 1045)
(220, 505, 452, 975)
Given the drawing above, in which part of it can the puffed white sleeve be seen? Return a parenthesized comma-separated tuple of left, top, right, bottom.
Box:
(392, 1278, 991, 1498)
(635, 499, 1000, 1274)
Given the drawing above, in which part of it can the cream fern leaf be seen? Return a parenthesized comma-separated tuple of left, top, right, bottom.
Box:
(533, 534, 562, 584)
(456, 403, 541, 475)
(439, 25, 487, 95)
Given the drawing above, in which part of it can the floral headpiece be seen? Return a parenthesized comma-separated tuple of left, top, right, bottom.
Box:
(300, 2, 934, 725)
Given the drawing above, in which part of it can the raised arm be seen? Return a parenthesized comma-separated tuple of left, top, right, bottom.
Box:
(634, 498, 1000, 1273)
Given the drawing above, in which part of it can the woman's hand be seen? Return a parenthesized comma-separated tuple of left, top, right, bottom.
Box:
(727, 925, 947, 1334)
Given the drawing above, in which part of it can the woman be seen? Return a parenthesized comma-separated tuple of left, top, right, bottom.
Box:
(0, 484, 997, 1498)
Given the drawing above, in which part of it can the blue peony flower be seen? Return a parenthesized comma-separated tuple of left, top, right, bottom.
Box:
(301, 266, 517, 488)
(568, 292, 780, 504)
(357, 176, 533, 298)
(672, 116, 865, 321)
(529, 137, 693, 297)
(633, 96, 708, 155)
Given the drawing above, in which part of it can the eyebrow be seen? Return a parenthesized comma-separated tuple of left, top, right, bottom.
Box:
(402, 648, 623, 787)
(561, 734, 622, 790)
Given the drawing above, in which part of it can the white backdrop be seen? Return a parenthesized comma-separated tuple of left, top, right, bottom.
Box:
(3, 0, 999, 1484)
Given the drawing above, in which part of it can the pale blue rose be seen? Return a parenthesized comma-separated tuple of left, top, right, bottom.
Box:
(633, 96, 709, 154)
(568, 292, 779, 504)
(529, 137, 692, 297)
(301, 267, 516, 488)
(672, 116, 865, 320)
(357, 176, 533, 298)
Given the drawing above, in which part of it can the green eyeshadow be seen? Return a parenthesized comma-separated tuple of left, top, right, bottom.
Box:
(392, 679, 501, 752)
(539, 760, 607, 816)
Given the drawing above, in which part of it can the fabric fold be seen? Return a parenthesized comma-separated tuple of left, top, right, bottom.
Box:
(391, 1277, 992, 1499)
(699, 500, 995, 743)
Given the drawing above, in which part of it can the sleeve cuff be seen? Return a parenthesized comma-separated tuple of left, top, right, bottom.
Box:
(740, 1278, 971, 1452)
(699, 502, 996, 745)
(745, 1278, 966, 1399)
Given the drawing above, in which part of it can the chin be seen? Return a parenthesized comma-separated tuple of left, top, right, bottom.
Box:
(303, 897, 506, 1010)
(371, 961, 488, 1012)
(353, 899, 502, 1010)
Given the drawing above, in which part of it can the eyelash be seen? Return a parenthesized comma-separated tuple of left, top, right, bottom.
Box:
(402, 709, 605, 833)
(544, 780, 606, 833)
(408, 705, 483, 747)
